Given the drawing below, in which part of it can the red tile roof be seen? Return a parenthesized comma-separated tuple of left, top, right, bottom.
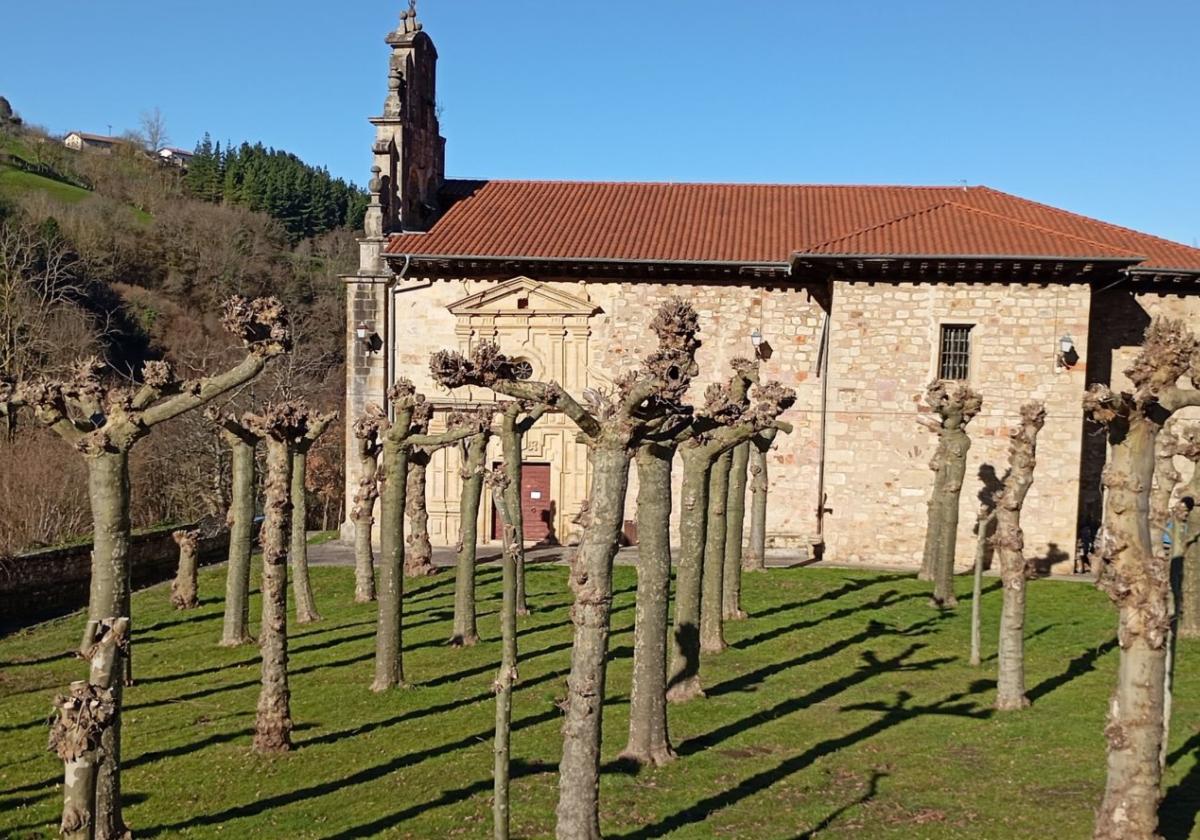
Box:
(385, 180, 1200, 272)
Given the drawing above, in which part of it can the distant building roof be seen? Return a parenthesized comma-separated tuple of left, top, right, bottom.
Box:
(384, 180, 1200, 274)
(66, 132, 121, 145)
(158, 147, 194, 157)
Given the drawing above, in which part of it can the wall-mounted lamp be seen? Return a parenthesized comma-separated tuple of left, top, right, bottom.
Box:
(750, 327, 772, 360)
(750, 328, 763, 349)
(356, 321, 380, 355)
(1056, 334, 1078, 370)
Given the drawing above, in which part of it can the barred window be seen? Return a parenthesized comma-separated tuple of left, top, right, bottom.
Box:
(938, 324, 972, 381)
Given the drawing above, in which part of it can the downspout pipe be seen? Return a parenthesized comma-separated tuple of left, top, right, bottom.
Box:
(384, 253, 412, 418)
(814, 276, 833, 560)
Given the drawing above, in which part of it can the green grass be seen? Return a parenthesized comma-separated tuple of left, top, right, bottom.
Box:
(0, 166, 91, 205)
(1, 565, 1199, 839)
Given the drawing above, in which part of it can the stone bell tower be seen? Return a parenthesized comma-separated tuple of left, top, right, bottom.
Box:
(364, 1, 446, 243)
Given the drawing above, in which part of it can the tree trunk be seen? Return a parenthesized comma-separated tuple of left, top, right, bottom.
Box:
(50, 618, 127, 840)
(255, 439, 293, 753)
(405, 452, 436, 577)
(667, 451, 710, 703)
(722, 440, 750, 619)
(743, 429, 776, 573)
(926, 427, 970, 608)
(373, 436, 409, 691)
(502, 408, 531, 616)
(351, 444, 379, 604)
(1093, 417, 1168, 840)
(82, 450, 131, 838)
(290, 450, 321, 624)
(969, 509, 993, 668)
(221, 435, 256, 645)
(170, 528, 200, 610)
(994, 403, 1045, 711)
(451, 432, 488, 647)
(555, 444, 629, 840)
(1180, 491, 1200, 638)
(621, 441, 676, 766)
(491, 478, 520, 840)
(700, 450, 732, 653)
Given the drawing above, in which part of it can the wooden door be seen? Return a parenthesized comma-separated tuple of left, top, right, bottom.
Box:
(493, 463, 554, 543)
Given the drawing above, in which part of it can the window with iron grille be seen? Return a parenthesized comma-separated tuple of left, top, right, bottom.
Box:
(938, 324, 973, 380)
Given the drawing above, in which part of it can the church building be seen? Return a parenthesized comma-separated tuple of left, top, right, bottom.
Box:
(344, 8, 1200, 571)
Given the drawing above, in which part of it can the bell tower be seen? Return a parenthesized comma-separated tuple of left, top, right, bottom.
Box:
(366, 1, 446, 237)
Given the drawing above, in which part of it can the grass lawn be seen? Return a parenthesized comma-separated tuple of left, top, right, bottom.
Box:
(2, 563, 1199, 839)
(0, 166, 91, 205)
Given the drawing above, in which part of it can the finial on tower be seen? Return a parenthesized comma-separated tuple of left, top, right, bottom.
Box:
(395, 0, 422, 36)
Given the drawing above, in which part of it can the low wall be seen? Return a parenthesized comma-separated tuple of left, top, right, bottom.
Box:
(0, 520, 231, 633)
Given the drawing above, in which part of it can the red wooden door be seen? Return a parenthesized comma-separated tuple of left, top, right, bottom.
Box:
(493, 463, 554, 543)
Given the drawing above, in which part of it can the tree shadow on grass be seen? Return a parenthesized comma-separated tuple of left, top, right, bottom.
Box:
(746, 574, 912, 623)
(319, 758, 556, 839)
(1025, 636, 1118, 703)
(0, 649, 76, 669)
(614, 682, 988, 839)
(676, 644, 955, 760)
(796, 769, 888, 839)
(1159, 729, 1200, 840)
(138, 705, 565, 837)
(729, 589, 923, 652)
(706, 615, 947, 700)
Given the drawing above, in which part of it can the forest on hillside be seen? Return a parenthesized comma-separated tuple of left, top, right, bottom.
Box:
(0, 118, 357, 556)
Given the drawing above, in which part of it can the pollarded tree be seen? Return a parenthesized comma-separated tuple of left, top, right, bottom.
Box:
(170, 527, 201, 610)
(1175, 425, 1200, 638)
(350, 404, 387, 603)
(370, 380, 478, 691)
(742, 426, 779, 573)
(500, 400, 547, 615)
(919, 380, 982, 608)
(667, 382, 795, 703)
(701, 358, 758, 652)
(723, 438, 751, 619)
(47, 617, 127, 840)
(450, 407, 496, 647)
(4, 295, 289, 837)
(289, 409, 337, 623)
(405, 402, 437, 578)
(431, 298, 702, 840)
(1084, 317, 1200, 840)
(993, 401, 1045, 711)
(210, 410, 260, 645)
(242, 401, 317, 753)
(487, 465, 520, 840)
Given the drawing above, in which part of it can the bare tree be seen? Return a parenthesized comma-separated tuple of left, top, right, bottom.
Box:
(290, 411, 337, 623)
(993, 402, 1045, 711)
(430, 298, 703, 840)
(919, 380, 982, 608)
(369, 380, 476, 691)
(3, 296, 289, 837)
(139, 107, 169, 152)
(170, 527, 201, 610)
(350, 406, 386, 602)
(1176, 425, 1200, 639)
(450, 409, 495, 647)
(499, 400, 546, 615)
(47, 617, 127, 840)
(742, 427, 779, 573)
(488, 466, 520, 840)
(211, 411, 259, 645)
(405, 403, 438, 578)
(1084, 318, 1200, 840)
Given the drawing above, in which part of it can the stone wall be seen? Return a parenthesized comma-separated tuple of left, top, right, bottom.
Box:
(0, 522, 232, 633)
(822, 280, 1092, 571)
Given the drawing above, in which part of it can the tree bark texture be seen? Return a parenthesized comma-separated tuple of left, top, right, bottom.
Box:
(700, 449, 732, 653)
(994, 402, 1045, 711)
(667, 451, 710, 703)
(1083, 318, 1200, 840)
(1177, 427, 1200, 639)
(920, 381, 981, 608)
(743, 428, 778, 573)
(969, 507, 994, 668)
(621, 441, 677, 766)
(555, 444, 630, 840)
(49, 618, 127, 840)
(722, 440, 750, 619)
(405, 451, 436, 577)
(170, 528, 200, 610)
(451, 430, 490, 646)
(351, 407, 385, 604)
(290, 450, 321, 623)
(489, 472, 520, 840)
(501, 403, 545, 616)
(221, 430, 256, 645)
(255, 436, 294, 753)
(373, 432, 410, 690)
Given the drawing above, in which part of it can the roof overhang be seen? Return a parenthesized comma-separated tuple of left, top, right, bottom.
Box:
(384, 250, 792, 281)
(790, 253, 1143, 283)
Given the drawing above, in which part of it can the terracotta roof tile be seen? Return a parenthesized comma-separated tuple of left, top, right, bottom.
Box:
(385, 180, 1200, 272)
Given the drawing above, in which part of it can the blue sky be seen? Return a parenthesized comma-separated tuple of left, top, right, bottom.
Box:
(3, 1, 1197, 244)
